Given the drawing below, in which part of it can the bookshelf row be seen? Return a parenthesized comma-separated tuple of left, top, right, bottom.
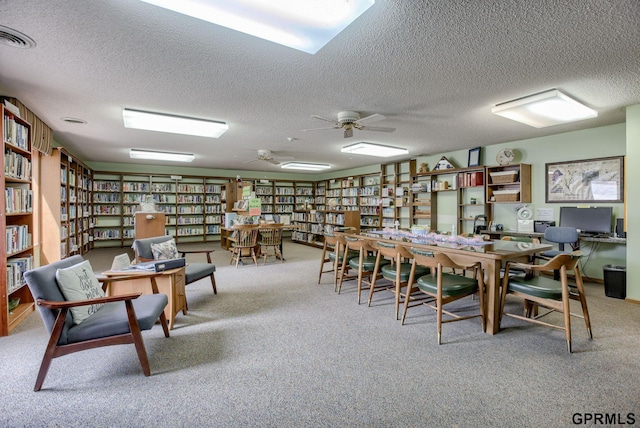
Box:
(43, 159, 531, 252)
(1, 103, 35, 336)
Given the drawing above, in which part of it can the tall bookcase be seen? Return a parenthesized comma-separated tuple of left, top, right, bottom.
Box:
(204, 179, 223, 239)
(359, 173, 381, 230)
(381, 161, 411, 229)
(457, 168, 488, 234)
(93, 173, 123, 247)
(409, 160, 435, 229)
(1, 104, 35, 336)
(93, 173, 228, 245)
(41, 147, 94, 264)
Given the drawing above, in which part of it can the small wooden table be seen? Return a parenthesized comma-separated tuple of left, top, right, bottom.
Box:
(102, 267, 186, 330)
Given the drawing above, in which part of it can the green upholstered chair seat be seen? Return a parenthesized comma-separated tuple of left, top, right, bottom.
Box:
(507, 275, 563, 299)
(349, 256, 387, 271)
(382, 263, 428, 282)
(329, 250, 359, 262)
(417, 273, 478, 296)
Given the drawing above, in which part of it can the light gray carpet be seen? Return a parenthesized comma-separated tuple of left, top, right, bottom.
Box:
(1, 241, 639, 427)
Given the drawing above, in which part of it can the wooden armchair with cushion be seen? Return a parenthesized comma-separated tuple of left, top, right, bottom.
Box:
(401, 249, 485, 344)
(132, 236, 217, 295)
(23, 255, 169, 391)
(499, 253, 592, 353)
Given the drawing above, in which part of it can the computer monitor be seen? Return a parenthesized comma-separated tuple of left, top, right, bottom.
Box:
(559, 207, 613, 235)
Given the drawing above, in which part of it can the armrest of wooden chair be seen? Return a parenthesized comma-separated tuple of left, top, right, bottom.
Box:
(36, 292, 143, 309)
(178, 249, 213, 263)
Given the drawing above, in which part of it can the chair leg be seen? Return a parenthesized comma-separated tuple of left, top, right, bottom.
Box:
(34, 309, 68, 391)
(318, 247, 328, 284)
(158, 310, 170, 337)
(400, 285, 418, 325)
(437, 298, 443, 345)
(574, 267, 593, 339)
(337, 251, 349, 294)
(560, 268, 573, 353)
(210, 274, 217, 295)
(125, 300, 152, 376)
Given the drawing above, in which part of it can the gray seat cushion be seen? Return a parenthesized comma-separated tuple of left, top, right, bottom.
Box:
(66, 294, 168, 344)
(185, 263, 216, 284)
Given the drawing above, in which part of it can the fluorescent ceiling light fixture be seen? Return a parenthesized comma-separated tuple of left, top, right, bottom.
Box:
(135, 0, 375, 54)
(123, 108, 228, 138)
(491, 89, 597, 128)
(281, 162, 331, 171)
(130, 149, 195, 163)
(341, 142, 409, 157)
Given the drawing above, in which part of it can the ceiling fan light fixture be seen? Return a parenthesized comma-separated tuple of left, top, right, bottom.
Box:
(341, 142, 408, 157)
(123, 108, 228, 138)
(491, 89, 597, 128)
(130, 149, 195, 162)
(135, 0, 375, 54)
(281, 162, 331, 171)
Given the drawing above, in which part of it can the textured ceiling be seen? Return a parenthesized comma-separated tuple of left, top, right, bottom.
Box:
(0, 0, 639, 174)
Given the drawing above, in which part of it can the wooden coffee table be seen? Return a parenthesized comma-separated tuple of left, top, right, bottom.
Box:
(102, 267, 186, 330)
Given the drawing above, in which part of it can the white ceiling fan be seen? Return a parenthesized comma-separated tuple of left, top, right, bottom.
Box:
(302, 111, 396, 138)
(243, 149, 294, 166)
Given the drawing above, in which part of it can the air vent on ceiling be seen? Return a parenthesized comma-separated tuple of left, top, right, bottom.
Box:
(0, 26, 36, 49)
(61, 117, 87, 124)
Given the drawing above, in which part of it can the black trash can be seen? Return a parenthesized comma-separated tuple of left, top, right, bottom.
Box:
(603, 265, 626, 299)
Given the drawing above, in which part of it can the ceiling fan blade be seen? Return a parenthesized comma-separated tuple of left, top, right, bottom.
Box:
(311, 115, 339, 124)
(267, 158, 280, 165)
(344, 127, 353, 138)
(355, 113, 386, 125)
(302, 125, 341, 132)
(362, 126, 396, 132)
(243, 159, 261, 164)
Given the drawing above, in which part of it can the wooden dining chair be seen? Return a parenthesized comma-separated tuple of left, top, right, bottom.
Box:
(258, 223, 284, 264)
(318, 234, 358, 288)
(318, 234, 338, 284)
(499, 253, 592, 353)
(229, 224, 260, 268)
(368, 241, 428, 319)
(337, 236, 386, 304)
(401, 249, 486, 344)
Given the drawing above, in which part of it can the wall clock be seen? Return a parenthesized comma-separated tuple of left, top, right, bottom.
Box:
(517, 206, 534, 233)
(496, 148, 515, 165)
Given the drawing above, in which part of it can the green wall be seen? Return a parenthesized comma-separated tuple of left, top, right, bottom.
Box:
(625, 105, 640, 301)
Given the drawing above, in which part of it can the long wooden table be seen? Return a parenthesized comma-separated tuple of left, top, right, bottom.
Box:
(343, 231, 552, 335)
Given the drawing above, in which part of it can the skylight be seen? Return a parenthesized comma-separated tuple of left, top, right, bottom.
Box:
(136, 0, 375, 54)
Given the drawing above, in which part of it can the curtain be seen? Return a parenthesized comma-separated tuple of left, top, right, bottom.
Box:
(1, 97, 53, 155)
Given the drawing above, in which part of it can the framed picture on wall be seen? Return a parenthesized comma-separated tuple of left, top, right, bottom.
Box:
(467, 147, 481, 167)
(545, 156, 624, 203)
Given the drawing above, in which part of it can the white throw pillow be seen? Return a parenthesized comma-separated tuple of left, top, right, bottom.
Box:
(151, 239, 179, 260)
(55, 260, 105, 325)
